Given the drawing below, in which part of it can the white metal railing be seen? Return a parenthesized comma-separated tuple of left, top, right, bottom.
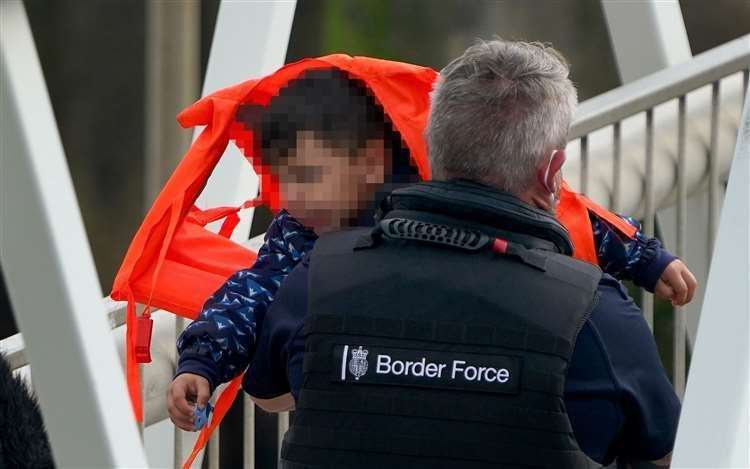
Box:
(565, 34, 749, 399)
(570, 35, 749, 139)
(2, 32, 747, 469)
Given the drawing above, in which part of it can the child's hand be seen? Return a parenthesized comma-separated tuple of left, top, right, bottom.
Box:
(167, 373, 211, 431)
(654, 259, 698, 307)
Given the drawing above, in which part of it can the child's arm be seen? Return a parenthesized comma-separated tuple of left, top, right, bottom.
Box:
(174, 210, 317, 392)
(591, 213, 696, 306)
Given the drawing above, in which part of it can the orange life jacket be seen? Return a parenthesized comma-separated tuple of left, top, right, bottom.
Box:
(109, 54, 635, 467)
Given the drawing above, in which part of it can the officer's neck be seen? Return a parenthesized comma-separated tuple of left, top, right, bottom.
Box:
(450, 178, 556, 215)
(518, 188, 556, 215)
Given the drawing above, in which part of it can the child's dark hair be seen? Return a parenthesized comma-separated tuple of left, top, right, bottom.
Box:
(236, 68, 417, 182)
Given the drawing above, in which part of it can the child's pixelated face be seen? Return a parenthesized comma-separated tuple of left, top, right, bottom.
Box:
(273, 130, 388, 233)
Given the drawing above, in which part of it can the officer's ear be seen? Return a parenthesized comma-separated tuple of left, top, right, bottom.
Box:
(537, 149, 566, 194)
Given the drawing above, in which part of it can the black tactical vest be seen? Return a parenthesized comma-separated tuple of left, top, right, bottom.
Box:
(281, 182, 603, 469)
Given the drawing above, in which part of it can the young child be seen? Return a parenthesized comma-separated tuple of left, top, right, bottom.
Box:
(167, 67, 695, 430)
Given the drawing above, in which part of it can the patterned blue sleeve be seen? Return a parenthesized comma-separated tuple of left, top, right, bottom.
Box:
(175, 210, 317, 390)
(591, 213, 676, 293)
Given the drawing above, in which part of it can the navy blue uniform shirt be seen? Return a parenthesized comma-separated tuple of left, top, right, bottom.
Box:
(243, 255, 681, 466)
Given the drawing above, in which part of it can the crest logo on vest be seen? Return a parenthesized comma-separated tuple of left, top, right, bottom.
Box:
(347, 346, 369, 380)
(334, 344, 522, 394)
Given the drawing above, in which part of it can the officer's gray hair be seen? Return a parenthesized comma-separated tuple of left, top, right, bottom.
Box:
(426, 38, 577, 195)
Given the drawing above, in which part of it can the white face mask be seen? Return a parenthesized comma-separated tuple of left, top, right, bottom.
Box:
(542, 150, 562, 208)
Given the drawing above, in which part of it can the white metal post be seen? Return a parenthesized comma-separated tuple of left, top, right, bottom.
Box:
(672, 88, 749, 469)
(0, 2, 148, 467)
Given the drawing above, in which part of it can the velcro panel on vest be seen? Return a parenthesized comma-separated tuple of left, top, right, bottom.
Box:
(301, 348, 565, 396)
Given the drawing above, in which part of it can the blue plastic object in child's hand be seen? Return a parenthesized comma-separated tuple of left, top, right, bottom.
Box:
(193, 402, 213, 431)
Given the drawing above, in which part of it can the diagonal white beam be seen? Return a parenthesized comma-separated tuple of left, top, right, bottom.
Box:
(601, 0, 692, 83)
(0, 2, 147, 467)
